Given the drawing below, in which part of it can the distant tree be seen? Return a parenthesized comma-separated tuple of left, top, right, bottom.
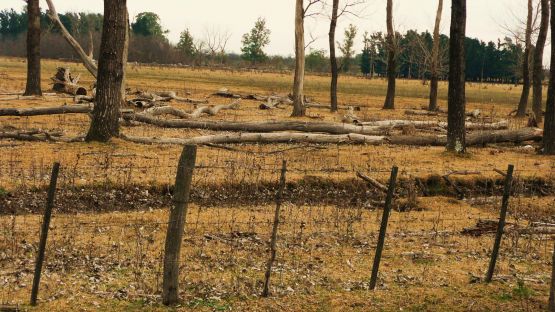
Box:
(447, 0, 467, 154)
(517, 0, 534, 117)
(306, 48, 328, 72)
(241, 17, 271, 65)
(203, 26, 231, 64)
(86, 0, 128, 142)
(339, 24, 357, 72)
(360, 40, 371, 77)
(24, 0, 42, 96)
(131, 12, 167, 38)
(177, 28, 195, 61)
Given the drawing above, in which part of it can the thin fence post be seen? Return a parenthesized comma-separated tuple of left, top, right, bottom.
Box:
(162, 145, 197, 305)
(262, 160, 287, 297)
(549, 240, 555, 312)
(30, 162, 60, 306)
(485, 164, 514, 283)
(369, 166, 398, 290)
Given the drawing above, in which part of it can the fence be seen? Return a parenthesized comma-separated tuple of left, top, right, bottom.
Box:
(0, 145, 554, 310)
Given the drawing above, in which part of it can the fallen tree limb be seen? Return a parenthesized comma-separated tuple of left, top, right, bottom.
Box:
(122, 114, 386, 135)
(358, 120, 509, 131)
(0, 105, 93, 116)
(0, 130, 83, 142)
(45, 0, 97, 78)
(356, 171, 388, 193)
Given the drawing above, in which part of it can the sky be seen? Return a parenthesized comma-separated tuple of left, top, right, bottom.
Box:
(1, 0, 534, 57)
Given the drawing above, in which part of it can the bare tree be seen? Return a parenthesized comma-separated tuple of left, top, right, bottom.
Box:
(204, 27, 231, 65)
(532, 0, 549, 124)
(292, 0, 323, 117)
(446, 0, 467, 153)
(428, 0, 443, 111)
(329, 0, 364, 112)
(24, 0, 42, 96)
(517, 0, 535, 116)
(86, 0, 129, 142)
(544, 0, 555, 154)
(383, 0, 396, 109)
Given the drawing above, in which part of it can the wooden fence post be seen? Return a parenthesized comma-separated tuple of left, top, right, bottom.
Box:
(30, 162, 60, 306)
(549, 240, 554, 312)
(369, 166, 398, 290)
(262, 160, 287, 297)
(162, 145, 197, 305)
(485, 164, 514, 283)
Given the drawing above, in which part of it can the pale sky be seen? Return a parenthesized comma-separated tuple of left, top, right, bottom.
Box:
(0, 0, 535, 56)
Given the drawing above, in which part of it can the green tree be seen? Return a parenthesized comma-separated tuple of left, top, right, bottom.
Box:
(241, 17, 271, 65)
(177, 28, 195, 60)
(339, 24, 357, 72)
(306, 49, 328, 72)
(131, 12, 167, 38)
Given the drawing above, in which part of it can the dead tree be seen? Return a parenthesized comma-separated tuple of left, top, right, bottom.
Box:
(428, 0, 443, 111)
(24, 0, 42, 96)
(86, 0, 128, 142)
(292, 0, 307, 117)
(447, 0, 467, 153)
(544, 0, 555, 155)
(532, 0, 550, 124)
(383, 0, 396, 109)
(517, 0, 535, 117)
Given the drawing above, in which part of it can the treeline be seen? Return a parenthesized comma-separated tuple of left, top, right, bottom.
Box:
(0, 8, 524, 83)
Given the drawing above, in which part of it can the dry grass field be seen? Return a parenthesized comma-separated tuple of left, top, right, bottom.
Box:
(0, 56, 554, 311)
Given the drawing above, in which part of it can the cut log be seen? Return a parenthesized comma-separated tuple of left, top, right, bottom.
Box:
(45, 0, 97, 78)
(122, 114, 386, 135)
(51, 67, 87, 96)
(122, 132, 387, 145)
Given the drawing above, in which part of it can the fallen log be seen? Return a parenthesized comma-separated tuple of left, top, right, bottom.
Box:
(358, 120, 509, 131)
(122, 132, 387, 145)
(122, 114, 386, 135)
(0, 130, 82, 142)
(51, 67, 87, 96)
(0, 105, 93, 116)
(144, 100, 240, 119)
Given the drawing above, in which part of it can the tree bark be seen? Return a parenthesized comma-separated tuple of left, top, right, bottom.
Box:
(24, 0, 42, 96)
(532, 0, 550, 124)
(516, 0, 534, 117)
(446, 0, 467, 153)
(45, 0, 98, 78)
(329, 0, 339, 112)
(428, 0, 443, 111)
(292, 0, 306, 117)
(544, 0, 555, 154)
(85, 0, 128, 142)
(383, 0, 396, 109)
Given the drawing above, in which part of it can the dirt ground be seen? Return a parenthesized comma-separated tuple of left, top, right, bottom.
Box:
(0, 57, 554, 311)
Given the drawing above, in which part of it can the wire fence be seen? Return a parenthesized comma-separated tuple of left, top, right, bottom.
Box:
(0, 148, 554, 309)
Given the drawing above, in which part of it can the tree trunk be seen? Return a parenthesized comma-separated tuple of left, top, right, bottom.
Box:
(544, 0, 555, 154)
(446, 0, 467, 153)
(329, 0, 339, 112)
(292, 0, 306, 117)
(516, 0, 534, 117)
(383, 0, 396, 109)
(85, 0, 128, 142)
(532, 0, 550, 124)
(24, 0, 42, 96)
(428, 0, 443, 111)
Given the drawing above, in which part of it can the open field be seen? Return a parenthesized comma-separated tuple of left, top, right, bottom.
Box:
(0, 56, 554, 311)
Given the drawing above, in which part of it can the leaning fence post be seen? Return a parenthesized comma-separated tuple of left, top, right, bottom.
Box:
(485, 164, 514, 283)
(262, 160, 287, 297)
(369, 166, 398, 290)
(162, 145, 197, 305)
(549, 240, 555, 312)
(30, 162, 60, 306)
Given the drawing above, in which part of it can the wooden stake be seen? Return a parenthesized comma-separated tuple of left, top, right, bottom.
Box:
(369, 166, 398, 290)
(30, 162, 60, 306)
(549, 240, 554, 312)
(162, 145, 197, 305)
(262, 160, 287, 297)
(485, 164, 514, 283)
